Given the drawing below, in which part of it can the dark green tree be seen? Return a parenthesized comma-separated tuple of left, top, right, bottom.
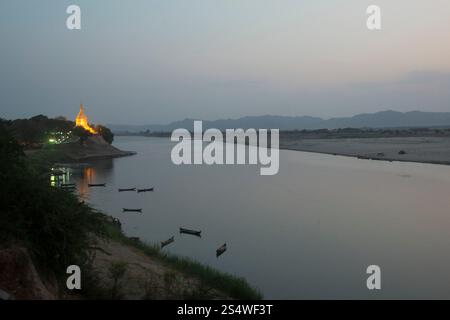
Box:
(96, 125, 114, 144)
(72, 126, 92, 145)
(0, 122, 107, 276)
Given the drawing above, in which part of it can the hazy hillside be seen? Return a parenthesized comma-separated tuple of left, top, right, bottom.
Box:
(109, 110, 450, 133)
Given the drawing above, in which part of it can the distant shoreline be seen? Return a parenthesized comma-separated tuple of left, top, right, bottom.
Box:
(280, 146, 450, 167)
(115, 134, 450, 167)
(279, 136, 450, 166)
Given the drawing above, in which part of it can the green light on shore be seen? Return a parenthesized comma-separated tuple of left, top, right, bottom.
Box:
(49, 138, 56, 143)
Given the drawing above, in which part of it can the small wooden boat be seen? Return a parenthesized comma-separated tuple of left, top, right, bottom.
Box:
(161, 236, 175, 248)
(216, 243, 227, 257)
(137, 188, 154, 193)
(179, 227, 201, 237)
(118, 188, 136, 192)
(88, 183, 106, 187)
(60, 185, 76, 189)
(122, 208, 142, 213)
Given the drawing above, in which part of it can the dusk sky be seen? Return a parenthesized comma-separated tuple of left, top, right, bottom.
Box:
(1, 0, 450, 125)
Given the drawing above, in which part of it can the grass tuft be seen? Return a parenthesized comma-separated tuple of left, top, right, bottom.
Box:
(104, 222, 263, 300)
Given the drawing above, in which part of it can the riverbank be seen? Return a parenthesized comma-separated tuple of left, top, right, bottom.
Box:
(116, 130, 450, 166)
(89, 219, 262, 300)
(0, 218, 261, 300)
(26, 135, 136, 163)
(58, 135, 136, 161)
(279, 136, 450, 166)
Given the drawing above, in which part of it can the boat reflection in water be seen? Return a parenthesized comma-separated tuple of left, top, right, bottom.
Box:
(77, 167, 95, 199)
(52, 159, 114, 201)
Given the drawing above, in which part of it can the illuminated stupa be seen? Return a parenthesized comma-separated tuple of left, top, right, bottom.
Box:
(75, 104, 97, 134)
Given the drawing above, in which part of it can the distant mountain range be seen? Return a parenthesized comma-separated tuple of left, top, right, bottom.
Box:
(108, 110, 450, 133)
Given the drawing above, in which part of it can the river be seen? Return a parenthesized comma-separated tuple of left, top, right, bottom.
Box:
(65, 136, 450, 299)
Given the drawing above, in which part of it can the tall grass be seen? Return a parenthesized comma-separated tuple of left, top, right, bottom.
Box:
(104, 222, 263, 300)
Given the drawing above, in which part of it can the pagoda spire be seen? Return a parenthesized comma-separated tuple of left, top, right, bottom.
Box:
(75, 103, 97, 134)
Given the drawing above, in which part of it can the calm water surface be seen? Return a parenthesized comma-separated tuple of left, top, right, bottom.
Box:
(67, 136, 450, 299)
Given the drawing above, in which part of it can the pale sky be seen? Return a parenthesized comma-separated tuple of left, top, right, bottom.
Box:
(1, 0, 450, 124)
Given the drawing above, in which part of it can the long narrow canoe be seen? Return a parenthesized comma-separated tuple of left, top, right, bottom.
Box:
(118, 188, 136, 192)
(88, 183, 106, 187)
(59, 186, 76, 192)
(137, 188, 154, 193)
(59, 185, 76, 189)
(216, 243, 227, 257)
(161, 236, 175, 248)
(122, 208, 142, 213)
(179, 228, 201, 237)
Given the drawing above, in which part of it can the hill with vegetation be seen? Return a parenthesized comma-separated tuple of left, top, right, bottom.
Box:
(2, 115, 135, 162)
(5, 114, 114, 147)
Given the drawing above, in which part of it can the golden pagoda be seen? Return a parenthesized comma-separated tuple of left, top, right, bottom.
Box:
(75, 104, 97, 134)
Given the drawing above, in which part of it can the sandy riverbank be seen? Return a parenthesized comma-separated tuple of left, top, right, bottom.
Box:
(0, 239, 229, 300)
(91, 238, 228, 299)
(279, 136, 450, 165)
(25, 135, 136, 162)
(55, 135, 136, 161)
